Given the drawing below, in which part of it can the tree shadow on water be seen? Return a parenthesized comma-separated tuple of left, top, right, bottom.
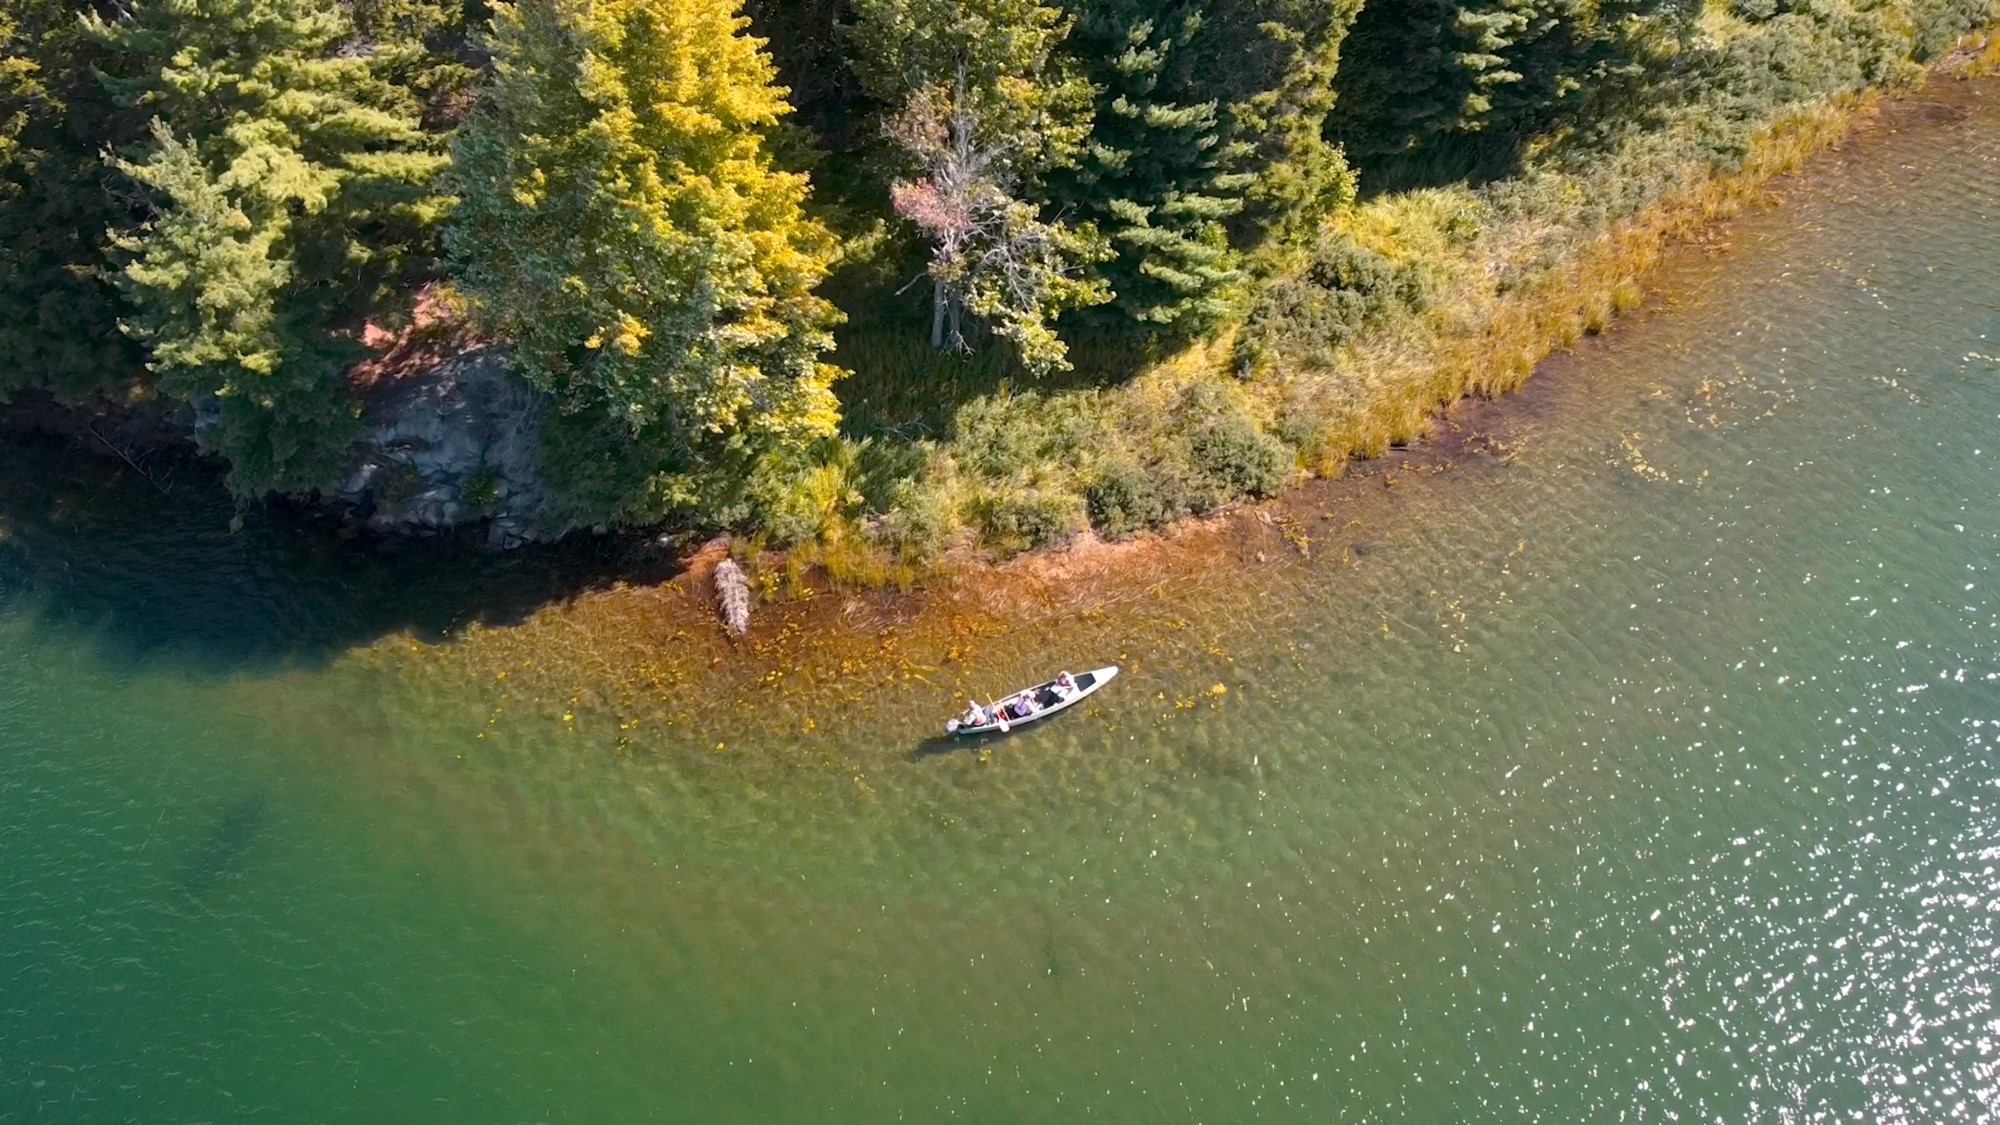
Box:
(0, 432, 685, 676)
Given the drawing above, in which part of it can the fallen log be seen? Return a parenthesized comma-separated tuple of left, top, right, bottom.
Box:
(713, 556, 751, 637)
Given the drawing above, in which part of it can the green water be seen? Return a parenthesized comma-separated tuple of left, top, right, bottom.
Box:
(6, 85, 2000, 1121)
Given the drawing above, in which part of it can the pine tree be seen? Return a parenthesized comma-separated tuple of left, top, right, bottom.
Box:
(848, 0, 1109, 372)
(847, 0, 1094, 176)
(1054, 1, 1245, 331)
(740, 0, 870, 158)
(0, 13, 35, 174)
(0, 0, 138, 399)
(444, 0, 845, 523)
(1487, 0, 1677, 142)
(1333, 0, 1491, 177)
(1333, 0, 1676, 191)
(883, 82, 1110, 371)
(1172, 0, 1364, 253)
(342, 0, 487, 127)
(90, 0, 450, 495)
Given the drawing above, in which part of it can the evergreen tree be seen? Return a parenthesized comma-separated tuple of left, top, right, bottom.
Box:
(1333, 0, 1678, 191)
(1054, 1, 1246, 331)
(1332, 0, 1484, 176)
(0, 0, 138, 399)
(0, 13, 35, 173)
(847, 0, 1109, 371)
(91, 0, 450, 495)
(343, 0, 489, 127)
(444, 0, 844, 523)
(741, 0, 871, 160)
(846, 0, 1094, 176)
(884, 82, 1110, 371)
(1173, 0, 1364, 253)
(1491, 0, 1679, 141)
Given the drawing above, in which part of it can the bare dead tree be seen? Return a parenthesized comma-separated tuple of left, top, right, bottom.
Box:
(85, 422, 175, 497)
(885, 69, 1108, 373)
(887, 77, 1001, 352)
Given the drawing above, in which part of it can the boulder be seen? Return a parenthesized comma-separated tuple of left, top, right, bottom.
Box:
(339, 348, 569, 546)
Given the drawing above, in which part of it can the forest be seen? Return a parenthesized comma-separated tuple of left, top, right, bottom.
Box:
(2, 0, 1994, 565)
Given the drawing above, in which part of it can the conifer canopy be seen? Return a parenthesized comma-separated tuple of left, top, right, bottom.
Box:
(92, 0, 449, 494)
(445, 0, 844, 520)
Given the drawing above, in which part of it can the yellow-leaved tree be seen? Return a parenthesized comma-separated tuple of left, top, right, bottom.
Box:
(445, 0, 843, 525)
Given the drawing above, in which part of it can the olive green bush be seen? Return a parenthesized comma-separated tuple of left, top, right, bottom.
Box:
(1084, 456, 1164, 539)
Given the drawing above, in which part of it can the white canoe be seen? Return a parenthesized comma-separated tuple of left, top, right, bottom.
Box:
(945, 666, 1119, 736)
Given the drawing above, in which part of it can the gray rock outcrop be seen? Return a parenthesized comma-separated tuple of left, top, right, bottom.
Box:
(336, 348, 559, 548)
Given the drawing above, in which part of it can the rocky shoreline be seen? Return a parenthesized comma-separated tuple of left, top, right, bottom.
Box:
(2, 346, 562, 549)
(335, 349, 554, 549)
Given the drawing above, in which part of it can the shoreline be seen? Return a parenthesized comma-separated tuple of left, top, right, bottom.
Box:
(682, 62, 1998, 611)
(4, 49, 1993, 749)
(729, 33, 2000, 592)
(332, 61, 2000, 748)
(329, 62, 2000, 755)
(9, 37, 1994, 576)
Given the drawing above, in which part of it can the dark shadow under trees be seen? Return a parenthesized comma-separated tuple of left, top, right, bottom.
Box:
(0, 428, 685, 675)
(822, 244, 1160, 443)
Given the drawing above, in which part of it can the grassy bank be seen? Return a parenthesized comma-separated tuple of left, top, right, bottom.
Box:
(768, 10, 1999, 587)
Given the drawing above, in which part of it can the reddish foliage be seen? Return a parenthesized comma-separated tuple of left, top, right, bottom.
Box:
(347, 284, 487, 393)
(891, 178, 974, 238)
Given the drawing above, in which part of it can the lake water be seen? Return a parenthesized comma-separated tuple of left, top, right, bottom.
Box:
(3, 82, 1998, 1121)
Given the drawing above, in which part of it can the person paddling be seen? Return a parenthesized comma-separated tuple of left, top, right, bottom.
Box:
(940, 666, 1120, 736)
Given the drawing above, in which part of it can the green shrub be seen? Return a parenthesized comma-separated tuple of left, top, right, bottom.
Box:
(949, 390, 1106, 481)
(851, 435, 929, 512)
(1908, 0, 1997, 57)
(1085, 456, 1163, 539)
(460, 466, 500, 508)
(866, 468, 961, 558)
(1703, 4, 1912, 126)
(1188, 414, 1292, 499)
(979, 486, 1086, 550)
(745, 438, 862, 546)
(1239, 231, 1435, 374)
(1140, 382, 1297, 516)
(937, 388, 1122, 548)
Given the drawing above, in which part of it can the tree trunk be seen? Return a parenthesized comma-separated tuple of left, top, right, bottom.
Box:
(931, 277, 948, 349)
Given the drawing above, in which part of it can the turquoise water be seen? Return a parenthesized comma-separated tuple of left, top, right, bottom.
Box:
(4, 83, 1999, 1121)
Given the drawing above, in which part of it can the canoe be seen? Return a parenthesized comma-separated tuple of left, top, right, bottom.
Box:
(944, 666, 1119, 736)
